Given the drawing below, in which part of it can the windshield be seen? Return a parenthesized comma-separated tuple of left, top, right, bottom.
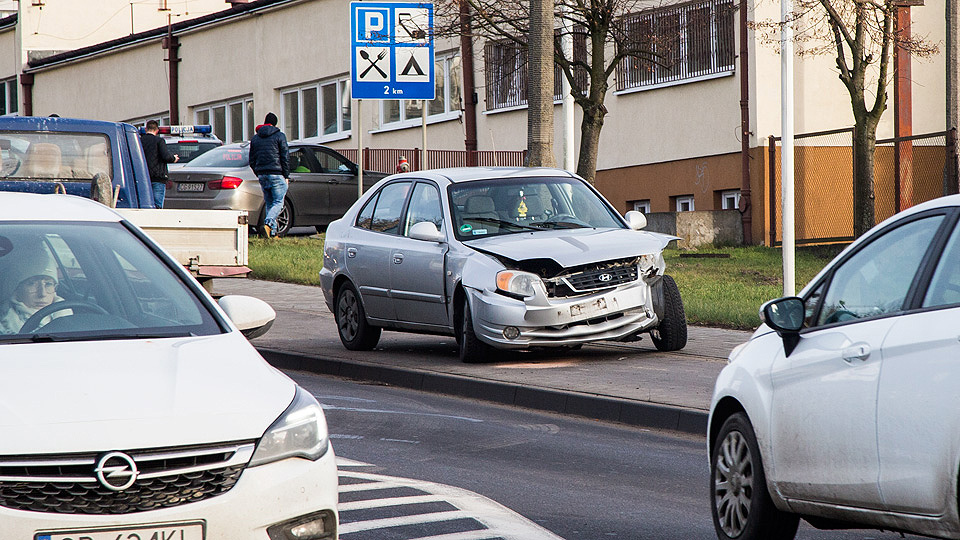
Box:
(166, 141, 221, 163)
(448, 176, 625, 240)
(0, 131, 113, 183)
(0, 222, 222, 343)
(187, 145, 248, 168)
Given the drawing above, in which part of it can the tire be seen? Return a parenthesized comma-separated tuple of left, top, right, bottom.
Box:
(258, 199, 293, 237)
(651, 274, 687, 351)
(334, 282, 380, 351)
(457, 296, 492, 363)
(711, 413, 799, 540)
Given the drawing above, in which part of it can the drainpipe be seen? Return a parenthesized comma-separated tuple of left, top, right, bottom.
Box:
(459, 0, 478, 166)
(162, 21, 180, 124)
(19, 73, 33, 116)
(738, 0, 753, 244)
(894, 5, 914, 210)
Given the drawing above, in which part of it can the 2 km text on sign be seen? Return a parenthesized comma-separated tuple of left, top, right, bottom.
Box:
(351, 2, 435, 100)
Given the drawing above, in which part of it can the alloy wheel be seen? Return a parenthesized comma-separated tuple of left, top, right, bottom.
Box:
(337, 289, 359, 341)
(714, 430, 753, 537)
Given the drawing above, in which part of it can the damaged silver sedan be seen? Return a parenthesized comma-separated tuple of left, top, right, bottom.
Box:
(319, 167, 686, 362)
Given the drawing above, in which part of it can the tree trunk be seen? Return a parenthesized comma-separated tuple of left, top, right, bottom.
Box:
(852, 121, 878, 237)
(526, 0, 556, 167)
(577, 104, 604, 183)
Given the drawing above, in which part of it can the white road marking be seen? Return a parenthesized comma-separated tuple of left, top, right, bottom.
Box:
(338, 494, 446, 511)
(321, 404, 484, 423)
(339, 510, 471, 534)
(380, 438, 420, 444)
(337, 457, 375, 467)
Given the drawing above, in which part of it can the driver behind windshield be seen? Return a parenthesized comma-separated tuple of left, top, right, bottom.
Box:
(0, 243, 65, 334)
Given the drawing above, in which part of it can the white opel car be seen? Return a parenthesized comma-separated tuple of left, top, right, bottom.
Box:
(0, 193, 337, 539)
(709, 195, 960, 540)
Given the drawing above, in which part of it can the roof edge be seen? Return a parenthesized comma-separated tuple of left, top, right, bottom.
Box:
(0, 12, 16, 31)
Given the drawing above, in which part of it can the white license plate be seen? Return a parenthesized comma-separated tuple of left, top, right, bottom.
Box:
(36, 521, 204, 540)
(177, 182, 205, 192)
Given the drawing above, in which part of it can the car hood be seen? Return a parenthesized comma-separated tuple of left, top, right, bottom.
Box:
(0, 333, 294, 455)
(464, 228, 677, 267)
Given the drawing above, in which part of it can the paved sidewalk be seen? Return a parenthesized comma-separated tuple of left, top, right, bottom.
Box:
(213, 279, 753, 435)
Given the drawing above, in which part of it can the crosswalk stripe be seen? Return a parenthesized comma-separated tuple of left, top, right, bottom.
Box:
(410, 531, 505, 540)
(338, 510, 471, 534)
(339, 480, 413, 493)
(338, 494, 446, 511)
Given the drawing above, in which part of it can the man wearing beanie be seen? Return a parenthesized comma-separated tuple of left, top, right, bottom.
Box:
(248, 112, 289, 238)
(0, 243, 66, 334)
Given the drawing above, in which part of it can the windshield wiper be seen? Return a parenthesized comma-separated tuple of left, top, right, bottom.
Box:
(463, 217, 541, 232)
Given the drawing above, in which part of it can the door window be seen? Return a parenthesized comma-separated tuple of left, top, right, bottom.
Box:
(288, 148, 321, 173)
(370, 182, 411, 234)
(311, 149, 353, 174)
(403, 183, 443, 236)
(816, 215, 944, 326)
(923, 223, 960, 308)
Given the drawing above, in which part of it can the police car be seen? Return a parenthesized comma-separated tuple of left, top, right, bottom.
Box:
(143, 125, 222, 165)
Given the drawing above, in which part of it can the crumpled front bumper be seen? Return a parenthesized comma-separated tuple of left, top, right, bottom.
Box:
(468, 279, 659, 348)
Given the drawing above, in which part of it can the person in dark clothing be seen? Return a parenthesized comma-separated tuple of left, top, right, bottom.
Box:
(139, 120, 179, 208)
(248, 112, 289, 238)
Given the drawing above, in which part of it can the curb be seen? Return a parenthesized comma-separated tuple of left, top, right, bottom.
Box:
(258, 348, 709, 437)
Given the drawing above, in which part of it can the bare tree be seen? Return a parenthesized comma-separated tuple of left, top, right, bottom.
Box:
(435, 0, 668, 183)
(528, 0, 558, 166)
(755, 0, 937, 235)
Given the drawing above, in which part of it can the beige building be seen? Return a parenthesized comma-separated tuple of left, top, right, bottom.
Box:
(0, 0, 951, 244)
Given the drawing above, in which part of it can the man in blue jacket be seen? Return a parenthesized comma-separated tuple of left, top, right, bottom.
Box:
(248, 112, 289, 238)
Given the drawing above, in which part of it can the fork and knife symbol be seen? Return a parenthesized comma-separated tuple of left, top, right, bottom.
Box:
(360, 50, 388, 78)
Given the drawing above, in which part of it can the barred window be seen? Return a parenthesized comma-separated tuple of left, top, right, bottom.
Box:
(483, 31, 589, 112)
(616, 0, 735, 92)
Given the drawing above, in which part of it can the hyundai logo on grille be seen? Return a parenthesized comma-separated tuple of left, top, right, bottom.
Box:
(598, 273, 613, 282)
(94, 452, 139, 491)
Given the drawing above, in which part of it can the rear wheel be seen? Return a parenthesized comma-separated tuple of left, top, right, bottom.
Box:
(335, 282, 380, 350)
(258, 199, 293, 237)
(651, 275, 687, 351)
(457, 296, 492, 363)
(711, 413, 799, 540)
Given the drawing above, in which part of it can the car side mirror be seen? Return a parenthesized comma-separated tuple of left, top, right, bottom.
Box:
(218, 295, 276, 339)
(760, 296, 804, 356)
(409, 221, 444, 243)
(625, 210, 647, 230)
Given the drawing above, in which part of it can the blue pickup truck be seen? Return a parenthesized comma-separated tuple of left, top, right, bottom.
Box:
(0, 116, 155, 208)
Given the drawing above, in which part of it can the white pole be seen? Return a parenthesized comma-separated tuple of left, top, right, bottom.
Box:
(561, 5, 575, 172)
(781, 0, 796, 296)
(357, 99, 363, 199)
(422, 100, 428, 170)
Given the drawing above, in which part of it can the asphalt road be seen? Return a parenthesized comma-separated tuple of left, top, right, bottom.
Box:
(290, 371, 923, 540)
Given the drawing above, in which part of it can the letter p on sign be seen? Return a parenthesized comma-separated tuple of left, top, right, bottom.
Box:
(357, 8, 390, 42)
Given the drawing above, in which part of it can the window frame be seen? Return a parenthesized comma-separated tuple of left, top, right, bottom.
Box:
(630, 199, 651, 213)
(378, 53, 463, 131)
(720, 189, 740, 210)
(281, 76, 353, 143)
(193, 96, 254, 143)
(1, 78, 18, 116)
(675, 195, 695, 212)
(483, 33, 588, 113)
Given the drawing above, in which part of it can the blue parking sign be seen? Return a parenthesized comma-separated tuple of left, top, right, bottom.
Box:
(351, 2, 434, 100)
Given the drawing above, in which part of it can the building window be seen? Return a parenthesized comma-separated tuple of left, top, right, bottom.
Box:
(0, 78, 18, 116)
(281, 77, 352, 142)
(719, 189, 740, 210)
(483, 33, 588, 111)
(194, 97, 254, 143)
(630, 199, 651, 213)
(674, 195, 695, 212)
(616, 0, 735, 92)
(380, 53, 462, 129)
(124, 114, 170, 129)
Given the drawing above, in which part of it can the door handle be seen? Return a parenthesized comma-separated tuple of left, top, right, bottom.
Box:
(393, 254, 404, 264)
(842, 344, 871, 363)
(346, 247, 357, 258)
(327, 179, 338, 184)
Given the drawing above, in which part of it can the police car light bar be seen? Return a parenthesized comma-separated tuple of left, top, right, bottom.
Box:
(154, 125, 213, 135)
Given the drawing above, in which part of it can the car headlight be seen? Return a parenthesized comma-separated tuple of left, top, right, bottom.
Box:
(249, 386, 329, 467)
(496, 270, 543, 298)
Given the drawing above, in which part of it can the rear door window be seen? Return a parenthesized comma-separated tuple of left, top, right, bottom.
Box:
(370, 182, 411, 234)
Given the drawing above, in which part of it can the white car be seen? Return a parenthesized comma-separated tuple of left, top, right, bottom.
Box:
(0, 193, 337, 539)
(709, 195, 960, 539)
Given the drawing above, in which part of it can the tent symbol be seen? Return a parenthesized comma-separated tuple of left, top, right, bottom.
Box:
(400, 54, 425, 77)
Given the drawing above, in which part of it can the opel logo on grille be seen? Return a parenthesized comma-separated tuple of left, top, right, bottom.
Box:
(598, 273, 613, 282)
(94, 452, 139, 491)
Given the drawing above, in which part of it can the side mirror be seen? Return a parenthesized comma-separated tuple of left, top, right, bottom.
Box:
(760, 296, 804, 355)
(218, 295, 276, 339)
(625, 210, 647, 230)
(409, 221, 444, 243)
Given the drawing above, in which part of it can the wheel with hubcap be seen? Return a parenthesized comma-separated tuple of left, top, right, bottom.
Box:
(335, 282, 380, 350)
(258, 199, 293, 237)
(711, 412, 799, 540)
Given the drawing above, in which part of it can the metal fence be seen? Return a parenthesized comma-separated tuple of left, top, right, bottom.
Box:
(337, 148, 528, 174)
(768, 128, 957, 245)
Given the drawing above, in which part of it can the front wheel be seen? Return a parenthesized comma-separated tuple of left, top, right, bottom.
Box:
(711, 413, 799, 540)
(651, 275, 687, 351)
(335, 283, 380, 351)
(457, 296, 492, 363)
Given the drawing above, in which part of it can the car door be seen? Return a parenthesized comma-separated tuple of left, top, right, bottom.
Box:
(286, 146, 328, 224)
(768, 213, 945, 509)
(876, 211, 960, 515)
(344, 181, 412, 322)
(390, 181, 448, 327)
(315, 148, 361, 220)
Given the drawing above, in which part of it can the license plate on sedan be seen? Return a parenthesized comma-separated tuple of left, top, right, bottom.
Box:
(177, 182, 205, 192)
(36, 521, 205, 540)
